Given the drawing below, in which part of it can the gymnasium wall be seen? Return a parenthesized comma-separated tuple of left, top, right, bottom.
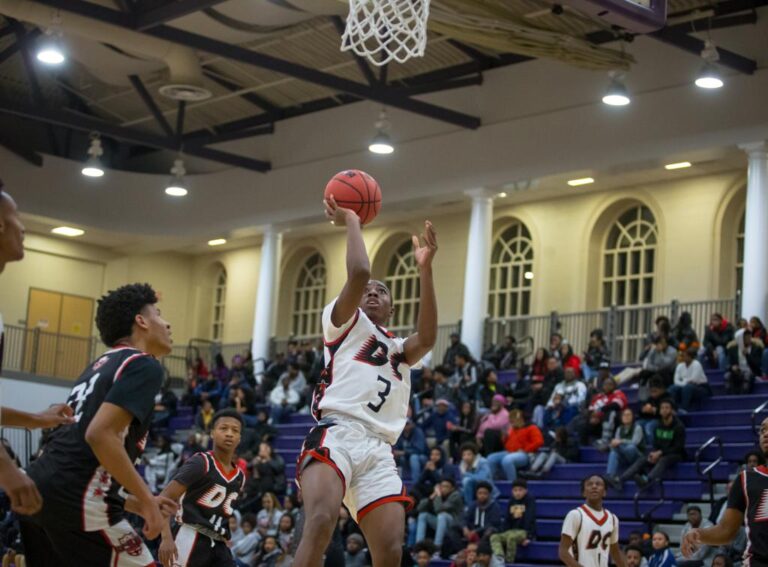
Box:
(1, 169, 746, 347)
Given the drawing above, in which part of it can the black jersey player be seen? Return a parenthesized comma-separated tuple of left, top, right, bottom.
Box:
(683, 416, 768, 567)
(20, 283, 178, 566)
(158, 409, 245, 567)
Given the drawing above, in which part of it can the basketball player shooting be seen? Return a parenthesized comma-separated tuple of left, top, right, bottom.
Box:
(293, 196, 438, 567)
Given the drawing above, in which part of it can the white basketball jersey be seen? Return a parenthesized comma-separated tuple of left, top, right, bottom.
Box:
(312, 298, 415, 445)
(562, 505, 620, 567)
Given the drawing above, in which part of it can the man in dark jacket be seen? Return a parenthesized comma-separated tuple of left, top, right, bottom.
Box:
(703, 313, 735, 370)
(725, 328, 764, 394)
(490, 479, 536, 563)
(415, 476, 464, 547)
(444, 333, 472, 373)
(463, 481, 503, 542)
(394, 419, 429, 481)
(618, 399, 686, 488)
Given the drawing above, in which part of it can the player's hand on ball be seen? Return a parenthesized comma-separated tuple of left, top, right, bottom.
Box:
(681, 528, 701, 558)
(324, 196, 357, 226)
(155, 495, 179, 519)
(412, 221, 438, 268)
(158, 537, 178, 567)
(34, 404, 76, 429)
(0, 463, 43, 515)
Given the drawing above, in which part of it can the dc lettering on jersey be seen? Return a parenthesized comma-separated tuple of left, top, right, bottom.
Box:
(197, 484, 239, 516)
(316, 299, 417, 445)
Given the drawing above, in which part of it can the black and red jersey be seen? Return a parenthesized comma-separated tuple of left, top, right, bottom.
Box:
(174, 452, 244, 540)
(27, 347, 163, 531)
(727, 465, 768, 567)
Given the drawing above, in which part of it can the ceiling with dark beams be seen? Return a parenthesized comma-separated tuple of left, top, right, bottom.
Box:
(0, 0, 764, 175)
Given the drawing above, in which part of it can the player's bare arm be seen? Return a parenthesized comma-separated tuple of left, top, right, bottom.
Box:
(0, 446, 42, 515)
(85, 402, 164, 539)
(559, 534, 583, 567)
(1, 405, 75, 429)
(404, 220, 438, 366)
(326, 195, 371, 326)
(610, 542, 627, 567)
(681, 509, 743, 557)
(156, 480, 187, 567)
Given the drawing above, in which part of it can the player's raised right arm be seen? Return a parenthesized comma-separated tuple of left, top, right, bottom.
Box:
(325, 196, 370, 326)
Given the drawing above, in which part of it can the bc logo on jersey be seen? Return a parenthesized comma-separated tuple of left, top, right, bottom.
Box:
(354, 336, 404, 381)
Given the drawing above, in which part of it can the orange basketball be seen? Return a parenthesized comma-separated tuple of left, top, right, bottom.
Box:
(324, 169, 382, 225)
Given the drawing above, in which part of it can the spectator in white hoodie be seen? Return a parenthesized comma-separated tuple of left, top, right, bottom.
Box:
(670, 348, 710, 412)
(232, 513, 262, 567)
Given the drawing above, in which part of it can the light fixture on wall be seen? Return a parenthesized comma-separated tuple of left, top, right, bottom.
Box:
(81, 133, 105, 178)
(36, 11, 66, 66)
(695, 40, 724, 89)
(368, 108, 394, 155)
(664, 161, 692, 170)
(567, 177, 595, 187)
(208, 238, 227, 246)
(524, 271, 534, 280)
(602, 72, 631, 106)
(165, 158, 188, 196)
(51, 226, 84, 237)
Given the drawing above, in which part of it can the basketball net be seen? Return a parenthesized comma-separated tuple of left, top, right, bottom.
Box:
(341, 0, 431, 67)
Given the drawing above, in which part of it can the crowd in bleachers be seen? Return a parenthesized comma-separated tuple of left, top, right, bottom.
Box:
(3, 311, 763, 567)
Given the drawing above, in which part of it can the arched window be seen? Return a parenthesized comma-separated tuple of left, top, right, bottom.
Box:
(489, 221, 534, 318)
(292, 253, 327, 337)
(736, 211, 745, 295)
(212, 267, 227, 341)
(386, 239, 420, 330)
(601, 205, 658, 307)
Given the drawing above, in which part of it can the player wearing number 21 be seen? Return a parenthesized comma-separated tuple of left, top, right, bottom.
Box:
(19, 283, 178, 566)
(293, 196, 438, 567)
(158, 409, 245, 567)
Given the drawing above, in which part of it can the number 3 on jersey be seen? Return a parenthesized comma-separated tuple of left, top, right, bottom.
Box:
(367, 376, 391, 413)
(68, 373, 100, 422)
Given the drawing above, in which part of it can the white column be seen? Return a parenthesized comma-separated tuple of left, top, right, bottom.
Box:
(460, 189, 496, 359)
(252, 225, 282, 373)
(740, 141, 768, 320)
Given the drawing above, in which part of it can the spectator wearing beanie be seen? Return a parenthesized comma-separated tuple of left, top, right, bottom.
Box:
(490, 479, 537, 563)
(476, 395, 510, 443)
(344, 533, 367, 567)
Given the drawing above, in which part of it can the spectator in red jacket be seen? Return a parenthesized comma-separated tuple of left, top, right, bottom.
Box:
(486, 410, 544, 481)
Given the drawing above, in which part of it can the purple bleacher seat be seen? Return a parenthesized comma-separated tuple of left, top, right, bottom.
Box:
(169, 416, 194, 431)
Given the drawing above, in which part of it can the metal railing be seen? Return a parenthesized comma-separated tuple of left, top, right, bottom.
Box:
(486, 297, 738, 364)
(2, 297, 740, 382)
(1, 427, 34, 468)
(752, 400, 768, 438)
(695, 436, 724, 506)
(634, 479, 666, 532)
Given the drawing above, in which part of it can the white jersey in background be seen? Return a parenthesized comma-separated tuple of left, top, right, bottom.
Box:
(312, 297, 417, 445)
(562, 504, 620, 567)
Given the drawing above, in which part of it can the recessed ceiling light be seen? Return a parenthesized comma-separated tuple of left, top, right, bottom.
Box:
(52, 226, 84, 237)
(567, 177, 595, 187)
(524, 271, 534, 280)
(664, 162, 692, 170)
(165, 186, 188, 197)
(497, 192, 507, 198)
(208, 239, 227, 247)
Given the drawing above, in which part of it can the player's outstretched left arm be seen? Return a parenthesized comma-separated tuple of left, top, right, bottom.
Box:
(610, 542, 627, 567)
(404, 221, 438, 366)
(1, 405, 75, 429)
(157, 480, 187, 567)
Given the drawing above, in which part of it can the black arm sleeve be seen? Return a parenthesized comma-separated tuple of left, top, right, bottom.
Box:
(726, 472, 747, 513)
(172, 453, 208, 488)
(105, 356, 164, 424)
